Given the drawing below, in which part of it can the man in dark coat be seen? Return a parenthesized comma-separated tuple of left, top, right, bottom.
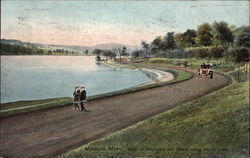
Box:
(80, 86, 88, 112)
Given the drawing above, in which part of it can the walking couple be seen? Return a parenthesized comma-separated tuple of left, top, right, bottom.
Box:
(73, 86, 89, 112)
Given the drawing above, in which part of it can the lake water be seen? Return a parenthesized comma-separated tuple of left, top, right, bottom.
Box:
(1, 56, 151, 103)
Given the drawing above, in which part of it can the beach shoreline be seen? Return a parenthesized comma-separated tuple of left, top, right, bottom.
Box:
(104, 60, 175, 85)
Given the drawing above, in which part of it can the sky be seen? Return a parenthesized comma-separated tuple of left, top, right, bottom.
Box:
(1, 1, 249, 46)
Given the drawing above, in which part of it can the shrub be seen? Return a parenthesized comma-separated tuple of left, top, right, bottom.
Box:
(188, 47, 210, 58)
(209, 47, 224, 59)
(235, 47, 249, 62)
(228, 47, 249, 62)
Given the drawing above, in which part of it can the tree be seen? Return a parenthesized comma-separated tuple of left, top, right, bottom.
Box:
(230, 25, 237, 32)
(132, 50, 143, 58)
(234, 26, 250, 48)
(121, 47, 128, 56)
(175, 33, 187, 48)
(117, 47, 128, 63)
(37, 49, 44, 55)
(152, 36, 163, 49)
(212, 21, 233, 47)
(92, 49, 102, 56)
(141, 41, 149, 57)
(111, 48, 120, 60)
(162, 32, 176, 50)
(0, 44, 36, 55)
(212, 21, 234, 72)
(116, 48, 122, 63)
(93, 49, 102, 61)
(102, 50, 114, 60)
(234, 48, 249, 63)
(151, 36, 163, 57)
(85, 50, 89, 55)
(175, 30, 196, 49)
(196, 23, 213, 46)
(183, 29, 197, 47)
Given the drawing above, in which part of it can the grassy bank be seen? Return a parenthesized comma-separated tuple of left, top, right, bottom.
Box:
(101, 60, 137, 69)
(0, 66, 192, 117)
(60, 70, 249, 158)
(143, 58, 238, 72)
(0, 97, 72, 117)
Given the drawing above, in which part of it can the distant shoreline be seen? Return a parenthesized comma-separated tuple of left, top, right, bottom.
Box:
(0, 54, 94, 56)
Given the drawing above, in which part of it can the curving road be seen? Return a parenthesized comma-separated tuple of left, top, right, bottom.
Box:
(0, 65, 232, 158)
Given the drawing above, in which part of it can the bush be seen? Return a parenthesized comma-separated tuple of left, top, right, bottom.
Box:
(132, 50, 143, 58)
(209, 47, 224, 59)
(188, 47, 210, 58)
(235, 47, 249, 62)
(158, 50, 168, 58)
(228, 47, 249, 62)
(96, 55, 101, 61)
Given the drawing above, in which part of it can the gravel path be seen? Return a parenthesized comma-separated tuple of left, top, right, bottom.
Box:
(0, 65, 232, 158)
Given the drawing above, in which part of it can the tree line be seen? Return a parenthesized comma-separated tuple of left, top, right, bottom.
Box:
(0, 44, 46, 55)
(0, 44, 85, 55)
(53, 49, 86, 54)
(132, 21, 249, 63)
(93, 47, 129, 62)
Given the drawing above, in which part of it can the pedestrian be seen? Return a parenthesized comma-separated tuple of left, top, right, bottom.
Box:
(73, 87, 81, 111)
(80, 86, 88, 112)
(197, 68, 201, 79)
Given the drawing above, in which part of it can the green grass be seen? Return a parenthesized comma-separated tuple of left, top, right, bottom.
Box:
(0, 97, 72, 117)
(101, 60, 138, 69)
(1, 66, 192, 117)
(59, 70, 249, 158)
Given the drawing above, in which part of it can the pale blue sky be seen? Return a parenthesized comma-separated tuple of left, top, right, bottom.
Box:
(1, 1, 249, 46)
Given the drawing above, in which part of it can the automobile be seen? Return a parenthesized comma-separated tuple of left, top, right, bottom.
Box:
(200, 63, 214, 79)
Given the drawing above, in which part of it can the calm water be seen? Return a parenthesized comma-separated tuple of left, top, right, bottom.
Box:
(1, 56, 150, 103)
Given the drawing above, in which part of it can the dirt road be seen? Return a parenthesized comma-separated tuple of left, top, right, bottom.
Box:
(0, 65, 231, 158)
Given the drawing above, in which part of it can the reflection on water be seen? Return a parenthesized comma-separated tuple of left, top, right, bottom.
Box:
(1, 56, 150, 103)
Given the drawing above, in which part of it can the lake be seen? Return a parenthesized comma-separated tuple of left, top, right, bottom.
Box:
(1, 56, 151, 103)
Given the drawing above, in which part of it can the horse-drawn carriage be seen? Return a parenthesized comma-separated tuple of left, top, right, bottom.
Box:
(198, 63, 214, 79)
